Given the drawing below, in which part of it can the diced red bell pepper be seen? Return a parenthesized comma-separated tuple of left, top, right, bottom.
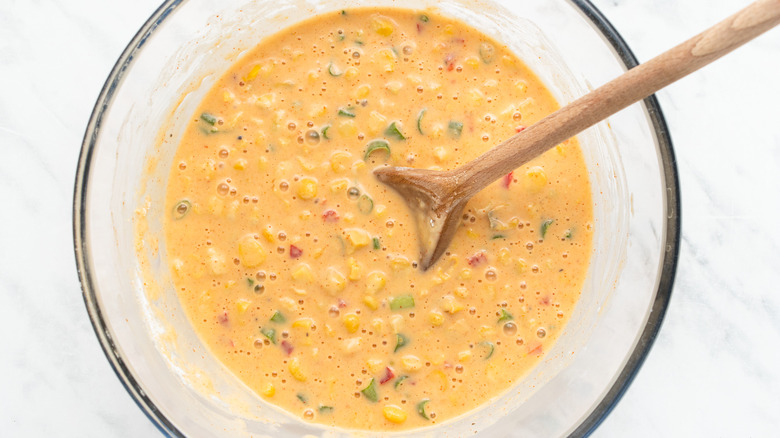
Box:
(502, 171, 514, 189)
(379, 367, 396, 384)
(467, 252, 487, 267)
(281, 340, 294, 356)
(322, 209, 339, 222)
(290, 244, 303, 258)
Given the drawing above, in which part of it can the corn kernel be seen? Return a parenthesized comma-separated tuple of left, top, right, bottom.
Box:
(344, 228, 371, 254)
(366, 271, 387, 293)
(262, 227, 275, 243)
(308, 103, 327, 119)
(337, 119, 357, 137)
(516, 258, 528, 273)
(441, 295, 464, 314)
(260, 382, 275, 397)
(371, 318, 385, 334)
(279, 297, 297, 312)
(400, 355, 423, 372)
(329, 178, 349, 192)
(296, 156, 315, 171)
(343, 313, 360, 333)
(342, 337, 362, 354)
(389, 314, 404, 333)
(288, 357, 307, 382)
(469, 88, 484, 103)
(454, 286, 468, 298)
(292, 318, 315, 330)
(371, 15, 395, 36)
(524, 166, 547, 192)
(347, 257, 362, 281)
(433, 146, 448, 163)
(363, 295, 379, 310)
(498, 248, 512, 265)
(368, 111, 388, 135)
(366, 358, 384, 374)
(344, 66, 359, 80)
(479, 325, 496, 338)
(458, 350, 472, 362)
(296, 177, 318, 200)
(244, 64, 262, 82)
(291, 263, 315, 283)
(258, 156, 268, 170)
(325, 268, 346, 294)
(375, 204, 387, 216)
(391, 256, 411, 271)
(354, 83, 371, 99)
(515, 79, 528, 93)
(383, 405, 407, 424)
(222, 89, 235, 103)
(237, 235, 265, 268)
(429, 311, 444, 326)
(464, 55, 480, 69)
(444, 24, 455, 35)
(236, 298, 251, 314)
(330, 152, 351, 173)
(460, 268, 472, 280)
(233, 158, 247, 170)
(385, 81, 403, 94)
(466, 228, 479, 239)
(307, 70, 320, 83)
(256, 93, 275, 109)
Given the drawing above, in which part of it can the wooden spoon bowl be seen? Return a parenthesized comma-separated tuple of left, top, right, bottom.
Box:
(375, 0, 780, 270)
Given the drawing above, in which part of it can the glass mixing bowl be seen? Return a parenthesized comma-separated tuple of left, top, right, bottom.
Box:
(74, 0, 680, 436)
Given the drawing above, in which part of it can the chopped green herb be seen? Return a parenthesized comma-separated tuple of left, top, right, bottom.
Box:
(448, 120, 463, 139)
(363, 139, 391, 161)
(498, 308, 513, 323)
(394, 375, 408, 390)
(318, 404, 334, 414)
(416, 108, 427, 135)
(173, 200, 191, 220)
(390, 294, 415, 311)
(270, 310, 286, 324)
(321, 125, 331, 140)
(361, 378, 378, 402)
(479, 341, 495, 360)
(419, 14, 430, 22)
(246, 277, 255, 288)
(200, 112, 218, 125)
(384, 121, 406, 140)
(328, 62, 342, 77)
(341, 9, 347, 15)
(479, 42, 496, 64)
(564, 229, 573, 239)
(491, 234, 506, 240)
(372, 237, 381, 250)
(296, 393, 308, 404)
(541, 219, 554, 239)
(357, 194, 374, 214)
(338, 34, 346, 41)
(417, 399, 431, 420)
(338, 107, 356, 117)
(261, 327, 276, 344)
(394, 333, 408, 352)
(355, 39, 364, 46)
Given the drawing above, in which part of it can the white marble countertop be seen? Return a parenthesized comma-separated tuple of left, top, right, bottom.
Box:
(1, 0, 778, 436)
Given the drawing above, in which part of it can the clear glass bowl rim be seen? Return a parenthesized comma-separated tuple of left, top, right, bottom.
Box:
(72, 1, 681, 436)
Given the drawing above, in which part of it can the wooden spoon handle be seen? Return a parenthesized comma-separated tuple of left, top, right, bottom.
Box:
(456, 0, 780, 196)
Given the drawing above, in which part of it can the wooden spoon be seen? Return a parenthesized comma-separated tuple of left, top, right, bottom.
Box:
(374, 0, 780, 270)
